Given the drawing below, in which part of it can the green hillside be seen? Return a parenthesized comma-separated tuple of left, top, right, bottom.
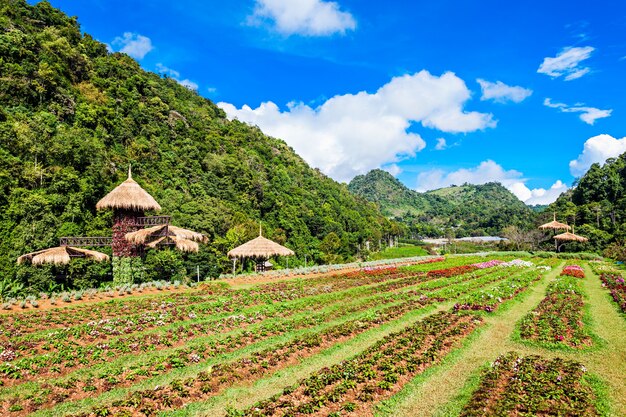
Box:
(349, 169, 535, 237)
(0, 0, 397, 290)
(547, 154, 626, 257)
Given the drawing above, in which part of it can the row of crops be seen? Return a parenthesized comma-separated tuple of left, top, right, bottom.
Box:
(0, 254, 621, 415)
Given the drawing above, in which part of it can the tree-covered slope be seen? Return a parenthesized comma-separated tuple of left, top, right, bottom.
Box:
(547, 154, 626, 255)
(347, 169, 443, 217)
(0, 0, 395, 288)
(349, 169, 535, 237)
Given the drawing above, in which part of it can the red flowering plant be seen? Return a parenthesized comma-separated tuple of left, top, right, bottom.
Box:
(561, 265, 585, 279)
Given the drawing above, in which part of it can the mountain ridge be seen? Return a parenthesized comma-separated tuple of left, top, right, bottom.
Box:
(348, 169, 536, 237)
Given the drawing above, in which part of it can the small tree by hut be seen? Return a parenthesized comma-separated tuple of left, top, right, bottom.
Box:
(227, 227, 294, 273)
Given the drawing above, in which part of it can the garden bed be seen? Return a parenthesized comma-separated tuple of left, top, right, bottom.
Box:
(459, 352, 599, 416)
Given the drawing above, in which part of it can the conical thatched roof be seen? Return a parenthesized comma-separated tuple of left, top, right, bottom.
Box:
(125, 224, 207, 253)
(554, 232, 588, 242)
(539, 213, 571, 231)
(227, 229, 294, 259)
(96, 166, 161, 211)
(17, 246, 109, 265)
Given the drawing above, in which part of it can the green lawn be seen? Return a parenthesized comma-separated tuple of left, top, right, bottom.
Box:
(368, 244, 430, 260)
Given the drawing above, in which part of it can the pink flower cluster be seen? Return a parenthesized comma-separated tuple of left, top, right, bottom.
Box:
(561, 265, 585, 278)
(471, 259, 504, 269)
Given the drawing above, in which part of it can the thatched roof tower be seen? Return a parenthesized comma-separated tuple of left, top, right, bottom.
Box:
(18, 246, 109, 266)
(97, 166, 160, 258)
(539, 213, 571, 231)
(96, 166, 161, 211)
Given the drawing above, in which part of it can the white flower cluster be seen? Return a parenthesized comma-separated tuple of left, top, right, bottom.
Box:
(499, 259, 534, 268)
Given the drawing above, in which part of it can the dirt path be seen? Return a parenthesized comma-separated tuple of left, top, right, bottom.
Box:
(376, 263, 626, 417)
(0, 286, 195, 315)
(577, 264, 626, 416)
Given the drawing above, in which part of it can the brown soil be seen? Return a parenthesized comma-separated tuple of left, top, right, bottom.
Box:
(1, 259, 425, 316)
(0, 286, 194, 315)
(223, 259, 423, 289)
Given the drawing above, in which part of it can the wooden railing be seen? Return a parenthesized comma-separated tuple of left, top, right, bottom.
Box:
(135, 216, 171, 226)
(59, 236, 113, 247)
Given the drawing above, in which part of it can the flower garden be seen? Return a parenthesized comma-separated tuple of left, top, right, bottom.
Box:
(459, 352, 599, 417)
(0, 255, 624, 416)
(518, 274, 592, 348)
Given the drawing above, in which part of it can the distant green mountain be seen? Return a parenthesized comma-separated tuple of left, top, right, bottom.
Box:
(0, 1, 396, 290)
(348, 169, 536, 237)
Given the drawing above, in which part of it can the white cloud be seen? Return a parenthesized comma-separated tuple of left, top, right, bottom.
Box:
(537, 46, 594, 80)
(415, 160, 567, 205)
(156, 63, 198, 91)
(544, 98, 612, 125)
(250, 0, 356, 36)
(514, 180, 569, 206)
(156, 63, 180, 78)
(435, 138, 447, 150)
(477, 79, 532, 103)
(112, 32, 153, 60)
(383, 164, 402, 177)
(569, 134, 626, 176)
(177, 79, 199, 90)
(218, 70, 495, 182)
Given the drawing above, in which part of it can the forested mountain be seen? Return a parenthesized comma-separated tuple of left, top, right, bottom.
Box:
(547, 154, 626, 256)
(0, 0, 397, 289)
(349, 169, 535, 237)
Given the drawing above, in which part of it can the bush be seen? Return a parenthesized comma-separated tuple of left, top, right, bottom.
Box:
(142, 249, 187, 283)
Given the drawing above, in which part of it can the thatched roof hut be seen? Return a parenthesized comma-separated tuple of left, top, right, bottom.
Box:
(539, 213, 571, 231)
(96, 166, 161, 211)
(227, 232, 294, 259)
(554, 232, 588, 242)
(125, 224, 207, 253)
(18, 246, 109, 266)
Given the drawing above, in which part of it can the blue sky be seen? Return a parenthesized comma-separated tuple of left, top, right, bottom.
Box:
(40, 0, 626, 204)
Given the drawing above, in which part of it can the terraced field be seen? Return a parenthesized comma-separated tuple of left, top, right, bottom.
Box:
(0, 255, 624, 416)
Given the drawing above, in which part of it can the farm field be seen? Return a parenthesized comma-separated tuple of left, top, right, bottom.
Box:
(0, 255, 624, 416)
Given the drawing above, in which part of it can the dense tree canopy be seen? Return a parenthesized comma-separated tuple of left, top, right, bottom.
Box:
(0, 0, 397, 291)
(548, 154, 626, 255)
